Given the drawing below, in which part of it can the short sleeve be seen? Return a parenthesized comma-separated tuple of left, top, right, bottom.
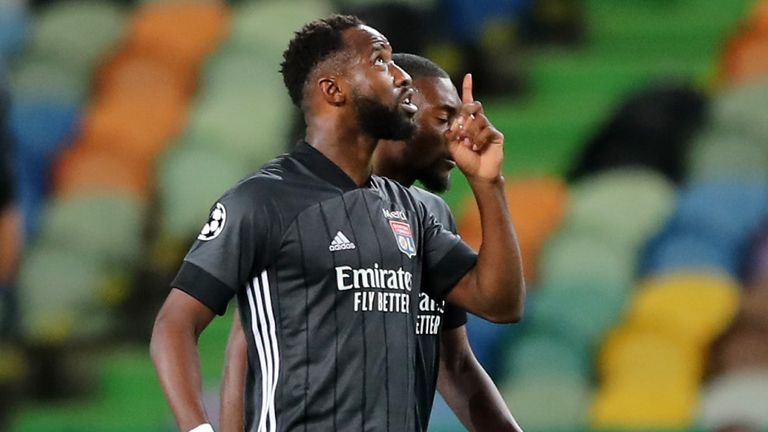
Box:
(420, 202, 477, 301)
(171, 184, 273, 315)
(443, 303, 467, 330)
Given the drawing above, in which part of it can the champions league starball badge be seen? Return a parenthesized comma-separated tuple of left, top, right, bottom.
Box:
(198, 202, 226, 241)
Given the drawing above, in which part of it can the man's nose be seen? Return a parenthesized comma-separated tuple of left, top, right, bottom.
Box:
(390, 61, 412, 88)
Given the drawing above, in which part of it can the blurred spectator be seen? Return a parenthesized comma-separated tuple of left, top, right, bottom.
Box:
(526, 0, 586, 46)
(0, 70, 21, 340)
(336, 0, 435, 54)
(568, 81, 708, 184)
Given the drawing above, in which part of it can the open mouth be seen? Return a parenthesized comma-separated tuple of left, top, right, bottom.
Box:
(399, 89, 417, 115)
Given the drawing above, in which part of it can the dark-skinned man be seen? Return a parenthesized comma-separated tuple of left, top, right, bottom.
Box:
(218, 53, 523, 432)
(150, 15, 524, 432)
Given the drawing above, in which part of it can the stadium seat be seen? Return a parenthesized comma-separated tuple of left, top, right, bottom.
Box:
(79, 92, 186, 164)
(626, 273, 740, 347)
(94, 54, 189, 106)
(0, 0, 28, 59)
(590, 381, 697, 429)
(641, 227, 740, 277)
(126, 1, 229, 72)
(35, 194, 146, 268)
(592, 326, 701, 429)
(9, 100, 80, 158)
(565, 168, 677, 250)
(598, 327, 702, 390)
(185, 82, 291, 164)
(502, 332, 589, 385)
(697, 369, 768, 431)
(502, 374, 591, 430)
(156, 144, 251, 240)
(538, 227, 636, 292)
(711, 82, 768, 145)
(52, 146, 149, 199)
(527, 281, 626, 352)
(457, 176, 567, 282)
(228, 0, 332, 59)
(17, 244, 114, 344)
(721, 1, 768, 86)
(10, 100, 81, 236)
(27, 1, 126, 74)
(671, 179, 768, 247)
(464, 313, 514, 376)
(687, 129, 768, 182)
(8, 54, 88, 103)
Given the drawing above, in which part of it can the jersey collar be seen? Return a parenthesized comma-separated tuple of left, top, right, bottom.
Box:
(291, 141, 371, 192)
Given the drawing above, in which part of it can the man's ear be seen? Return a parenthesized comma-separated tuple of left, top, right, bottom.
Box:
(318, 77, 346, 106)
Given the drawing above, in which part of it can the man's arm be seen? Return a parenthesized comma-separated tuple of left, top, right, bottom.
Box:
(150, 288, 216, 431)
(438, 325, 523, 431)
(445, 74, 525, 323)
(219, 312, 247, 432)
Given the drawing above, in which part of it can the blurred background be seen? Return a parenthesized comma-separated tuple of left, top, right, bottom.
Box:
(1, 0, 768, 431)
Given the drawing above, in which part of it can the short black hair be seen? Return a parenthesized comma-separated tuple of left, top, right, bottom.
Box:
(392, 53, 449, 80)
(280, 14, 364, 107)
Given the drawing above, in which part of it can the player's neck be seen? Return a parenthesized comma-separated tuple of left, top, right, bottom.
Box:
(372, 141, 415, 188)
(305, 116, 377, 186)
(373, 163, 415, 188)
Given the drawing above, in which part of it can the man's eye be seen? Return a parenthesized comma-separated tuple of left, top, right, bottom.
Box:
(374, 57, 385, 65)
(437, 117, 449, 124)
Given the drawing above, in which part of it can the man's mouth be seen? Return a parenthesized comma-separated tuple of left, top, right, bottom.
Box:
(399, 89, 417, 115)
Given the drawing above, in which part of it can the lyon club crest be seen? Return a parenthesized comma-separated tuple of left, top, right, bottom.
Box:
(389, 220, 416, 258)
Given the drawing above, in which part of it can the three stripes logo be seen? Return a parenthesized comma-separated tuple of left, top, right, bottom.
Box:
(329, 231, 356, 252)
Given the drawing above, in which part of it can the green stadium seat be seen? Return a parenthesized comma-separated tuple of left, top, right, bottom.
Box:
(188, 54, 292, 165)
(228, 0, 332, 59)
(711, 81, 768, 145)
(528, 281, 627, 351)
(157, 144, 252, 240)
(566, 168, 677, 250)
(17, 244, 114, 344)
(501, 332, 590, 384)
(501, 374, 592, 431)
(696, 370, 768, 431)
(9, 54, 89, 103)
(36, 194, 146, 268)
(687, 129, 768, 182)
(27, 1, 126, 74)
(538, 227, 637, 292)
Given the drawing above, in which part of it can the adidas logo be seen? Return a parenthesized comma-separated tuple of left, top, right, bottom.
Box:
(329, 231, 356, 251)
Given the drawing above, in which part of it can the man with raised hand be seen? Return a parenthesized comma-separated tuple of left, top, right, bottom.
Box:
(219, 53, 523, 432)
(151, 15, 524, 432)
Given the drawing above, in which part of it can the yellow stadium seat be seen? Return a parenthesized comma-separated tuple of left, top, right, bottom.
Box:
(590, 382, 698, 429)
(627, 272, 741, 347)
(598, 326, 702, 389)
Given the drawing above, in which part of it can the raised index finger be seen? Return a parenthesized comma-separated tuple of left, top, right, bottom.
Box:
(462, 73, 473, 104)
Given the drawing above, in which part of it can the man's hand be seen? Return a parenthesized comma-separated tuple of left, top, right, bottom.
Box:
(446, 74, 505, 183)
